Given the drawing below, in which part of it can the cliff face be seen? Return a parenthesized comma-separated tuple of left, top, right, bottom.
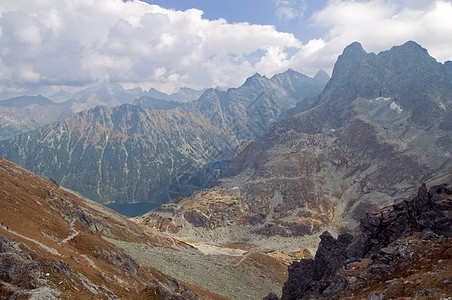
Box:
(275, 181, 452, 300)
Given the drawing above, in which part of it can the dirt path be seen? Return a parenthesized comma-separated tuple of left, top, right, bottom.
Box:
(60, 219, 80, 244)
(0, 225, 61, 256)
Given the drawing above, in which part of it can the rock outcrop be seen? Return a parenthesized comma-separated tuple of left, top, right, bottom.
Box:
(277, 181, 452, 299)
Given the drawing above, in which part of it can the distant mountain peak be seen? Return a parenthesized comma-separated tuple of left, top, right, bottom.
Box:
(0, 95, 54, 108)
(342, 41, 365, 56)
(313, 69, 330, 84)
(243, 72, 269, 88)
(400, 40, 426, 50)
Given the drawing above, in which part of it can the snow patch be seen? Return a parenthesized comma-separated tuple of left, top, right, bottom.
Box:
(390, 101, 403, 114)
(371, 97, 391, 102)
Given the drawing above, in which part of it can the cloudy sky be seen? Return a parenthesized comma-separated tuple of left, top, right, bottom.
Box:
(0, 0, 451, 99)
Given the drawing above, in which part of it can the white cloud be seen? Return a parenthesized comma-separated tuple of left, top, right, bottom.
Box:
(0, 0, 451, 99)
(274, 0, 306, 21)
(276, 7, 299, 21)
(18, 65, 41, 83)
(0, 0, 302, 98)
(291, 0, 452, 76)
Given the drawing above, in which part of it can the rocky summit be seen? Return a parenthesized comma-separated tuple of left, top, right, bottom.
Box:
(142, 41, 451, 256)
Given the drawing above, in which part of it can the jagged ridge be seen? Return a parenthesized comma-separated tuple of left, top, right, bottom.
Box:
(272, 181, 452, 299)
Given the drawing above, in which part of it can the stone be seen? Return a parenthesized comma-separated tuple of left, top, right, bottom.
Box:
(277, 182, 452, 300)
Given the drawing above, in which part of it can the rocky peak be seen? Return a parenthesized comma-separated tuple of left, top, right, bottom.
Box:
(331, 41, 367, 72)
(390, 40, 430, 56)
(271, 69, 309, 86)
(243, 73, 270, 89)
(276, 181, 452, 299)
(320, 40, 451, 126)
(342, 41, 365, 56)
(313, 69, 330, 85)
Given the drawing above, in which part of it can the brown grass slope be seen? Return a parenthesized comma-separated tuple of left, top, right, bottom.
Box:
(0, 156, 220, 299)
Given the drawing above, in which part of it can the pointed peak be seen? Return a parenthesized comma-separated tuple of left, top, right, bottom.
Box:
(243, 73, 268, 87)
(314, 69, 330, 82)
(342, 42, 365, 55)
(250, 72, 264, 78)
(283, 68, 305, 78)
(201, 87, 219, 96)
(271, 69, 298, 79)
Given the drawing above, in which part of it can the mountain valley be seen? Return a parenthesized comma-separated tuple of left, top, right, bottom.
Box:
(1, 40, 451, 300)
(0, 156, 287, 299)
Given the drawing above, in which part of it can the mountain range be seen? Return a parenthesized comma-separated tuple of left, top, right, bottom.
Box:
(0, 69, 328, 212)
(0, 84, 205, 140)
(140, 41, 451, 255)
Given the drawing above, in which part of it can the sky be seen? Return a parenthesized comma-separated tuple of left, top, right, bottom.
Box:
(0, 0, 451, 99)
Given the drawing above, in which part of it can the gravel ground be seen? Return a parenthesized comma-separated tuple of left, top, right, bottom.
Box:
(107, 238, 282, 300)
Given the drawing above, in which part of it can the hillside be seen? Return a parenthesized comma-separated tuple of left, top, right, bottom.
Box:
(0, 156, 201, 299)
(0, 156, 287, 299)
(0, 104, 236, 205)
